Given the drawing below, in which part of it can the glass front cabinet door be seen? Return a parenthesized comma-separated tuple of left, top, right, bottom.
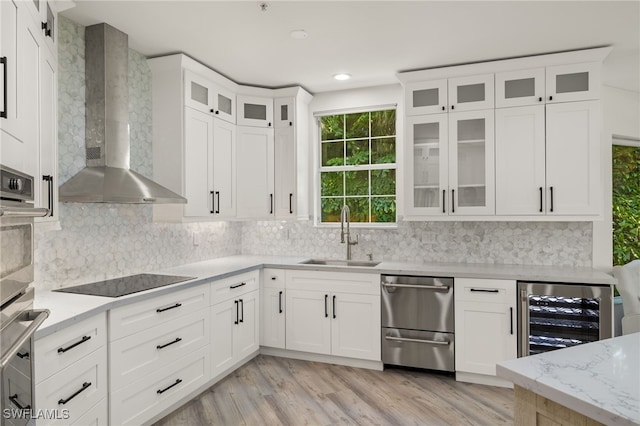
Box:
(405, 114, 449, 216)
(448, 109, 495, 215)
(237, 95, 274, 128)
(405, 80, 448, 116)
(448, 74, 494, 112)
(495, 68, 546, 108)
(546, 62, 600, 103)
(184, 70, 214, 114)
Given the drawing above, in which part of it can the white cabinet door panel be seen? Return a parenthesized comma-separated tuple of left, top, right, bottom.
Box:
(331, 293, 381, 361)
(236, 126, 274, 218)
(285, 289, 331, 355)
(212, 117, 236, 218)
(235, 291, 259, 360)
(261, 287, 285, 349)
(184, 107, 213, 217)
(210, 300, 235, 378)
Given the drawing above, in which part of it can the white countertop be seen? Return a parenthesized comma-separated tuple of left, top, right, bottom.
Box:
(497, 333, 640, 426)
(34, 254, 616, 339)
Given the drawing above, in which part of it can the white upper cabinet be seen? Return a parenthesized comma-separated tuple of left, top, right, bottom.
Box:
(236, 126, 275, 218)
(184, 70, 236, 124)
(274, 97, 295, 128)
(237, 95, 274, 128)
(545, 101, 601, 215)
(495, 105, 546, 215)
(495, 68, 546, 108)
(546, 62, 600, 103)
(36, 45, 57, 222)
(405, 79, 448, 116)
(448, 74, 494, 112)
(212, 117, 236, 218)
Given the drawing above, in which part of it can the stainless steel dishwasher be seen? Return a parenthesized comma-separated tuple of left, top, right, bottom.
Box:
(381, 275, 454, 372)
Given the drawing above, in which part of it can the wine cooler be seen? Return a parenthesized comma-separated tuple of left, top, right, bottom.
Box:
(518, 282, 613, 357)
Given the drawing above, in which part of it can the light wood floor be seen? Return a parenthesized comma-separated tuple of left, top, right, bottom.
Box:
(153, 355, 514, 426)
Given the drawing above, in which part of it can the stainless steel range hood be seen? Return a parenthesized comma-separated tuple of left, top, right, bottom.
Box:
(59, 23, 186, 204)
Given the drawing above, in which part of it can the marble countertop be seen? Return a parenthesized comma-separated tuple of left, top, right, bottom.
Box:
(34, 254, 615, 339)
(497, 333, 640, 426)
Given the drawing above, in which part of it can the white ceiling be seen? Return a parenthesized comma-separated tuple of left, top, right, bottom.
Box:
(62, 1, 640, 94)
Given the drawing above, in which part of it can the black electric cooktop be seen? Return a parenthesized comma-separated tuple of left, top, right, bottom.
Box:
(54, 274, 196, 298)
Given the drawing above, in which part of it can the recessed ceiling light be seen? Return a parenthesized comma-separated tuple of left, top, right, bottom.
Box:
(333, 73, 352, 81)
(290, 29, 308, 40)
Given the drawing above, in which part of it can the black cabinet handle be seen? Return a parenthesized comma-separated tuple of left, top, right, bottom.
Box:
(215, 191, 220, 214)
(271, 276, 277, 280)
(442, 189, 446, 213)
(510, 307, 514, 335)
(268, 122, 272, 127)
(289, 121, 293, 126)
(58, 336, 91, 353)
(270, 194, 273, 214)
(279, 291, 283, 314)
(234, 300, 239, 325)
(9, 394, 30, 410)
(451, 189, 455, 213)
(156, 303, 182, 313)
(230, 282, 246, 289)
(549, 186, 554, 212)
(58, 382, 91, 405)
(539, 187, 543, 213)
(332, 295, 336, 319)
(42, 22, 51, 37)
(157, 379, 182, 395)
(157, 337, 182, 350)
(210, 190, 215, 214)
(215, 110, 219, 115)
(470, 288, 499, 293)
(239, 299, 244, 323)
(289, 193, 293, 214)
(16, 352, 29, 359)
(324, 294, 328, 318)
(451, 105, 455, 110)
(538, 97, 543, 102)
(43, 175, 53, 216)
(1, 57, 7, 118)
(549, 96, 553, 101)
(441, 106, 446, 111)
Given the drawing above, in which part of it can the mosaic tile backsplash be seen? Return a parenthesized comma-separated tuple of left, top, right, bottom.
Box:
(33, 17, 592, 291)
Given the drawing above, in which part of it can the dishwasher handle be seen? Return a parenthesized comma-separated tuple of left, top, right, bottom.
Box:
(382, 282, 450, 292)
(384, 335, 450, 346)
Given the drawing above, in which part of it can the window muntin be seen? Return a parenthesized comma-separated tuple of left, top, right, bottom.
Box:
(319, 109, 397, 224)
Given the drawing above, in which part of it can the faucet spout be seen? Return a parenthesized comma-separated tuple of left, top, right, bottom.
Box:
(340, 205, 357, 260)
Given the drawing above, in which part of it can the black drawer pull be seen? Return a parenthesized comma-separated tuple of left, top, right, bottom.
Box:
(234, 300, 239, 325)
(157, 379, 182, 395)
(156, 303, 182, 313)
(58, 382, 91, 405)
(16, 352, 30, 359)
(239, 299, 244, 323)
(510, 307, 514, 335)
(1, 57, 7, 119)
(9, 394, 30, 410)
(58, 335, 91, 353)
(279, 291, 283, 313)
(289, 193, 293, 214)
(230, 282, 246, 289)
(157, 337, 182, 350)
(324, 294, 328, 318)
(215, 191, 220, 214)
(332, 295, 336, 319)
(210, 191, 215, 214)
(43, 175, 54, 216)
(470, 288, 500, 293)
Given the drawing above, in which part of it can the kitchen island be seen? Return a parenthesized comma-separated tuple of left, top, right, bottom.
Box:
(497, 333, 640, 426)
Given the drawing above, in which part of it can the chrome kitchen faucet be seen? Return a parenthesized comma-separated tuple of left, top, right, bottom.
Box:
(340, 205, 358, 260)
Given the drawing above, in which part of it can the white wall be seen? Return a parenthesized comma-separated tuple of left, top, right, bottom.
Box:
(593, 85, 640, 269)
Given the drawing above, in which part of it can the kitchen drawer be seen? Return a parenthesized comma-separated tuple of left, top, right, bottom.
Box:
(455, 278, 516, 303)
(210, 271, 259, 305)
(286, 270, 380, 295)
(262, 268, 285, 289)
(110, 284, 209, 341)
(35, 313, 106, 383)
(35, 347, 107, 425)
(3, 365, 31, 426)
(70, 397, 108, 426)
(382, 328, 455, 372)
(110, 346, 210, 425)
(110, 307, 210, 392)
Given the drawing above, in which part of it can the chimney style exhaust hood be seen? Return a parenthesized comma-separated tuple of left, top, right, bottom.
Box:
(59, 23, 186, 204)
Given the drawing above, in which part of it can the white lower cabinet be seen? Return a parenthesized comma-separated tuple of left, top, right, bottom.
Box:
(210, 271, 260, 378)
(454, 278, 517, 385)
(285, 270, 381, 362)
(261, 268, 286, 349)
(34, 313, 108, 426)
(109, 347, 210, 425)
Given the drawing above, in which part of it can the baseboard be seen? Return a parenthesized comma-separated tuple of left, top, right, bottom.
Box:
(456, 371, 514, 388)
(260, 346, 383, 371)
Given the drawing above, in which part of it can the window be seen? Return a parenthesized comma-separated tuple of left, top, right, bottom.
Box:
(318, 109, 397, 224)
(612, 141, 640, 265)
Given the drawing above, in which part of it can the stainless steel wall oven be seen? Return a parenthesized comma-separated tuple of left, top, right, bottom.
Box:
(1, 165, 50, 426)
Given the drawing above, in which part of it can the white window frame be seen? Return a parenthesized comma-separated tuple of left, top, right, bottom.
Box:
(314, 106, 398, 228)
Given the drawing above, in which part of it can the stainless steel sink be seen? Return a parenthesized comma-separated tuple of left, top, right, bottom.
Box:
(299, 259, 381, 267)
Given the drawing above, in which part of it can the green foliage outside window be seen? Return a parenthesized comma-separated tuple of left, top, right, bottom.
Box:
(320, 110, 397, 224)
(612, 144, 640, 265)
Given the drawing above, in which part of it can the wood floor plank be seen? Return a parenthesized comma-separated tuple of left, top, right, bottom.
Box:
(153, 355, 514, 426)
